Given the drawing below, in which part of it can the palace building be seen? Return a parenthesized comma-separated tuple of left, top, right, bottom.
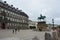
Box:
(0, 1, 29, 29)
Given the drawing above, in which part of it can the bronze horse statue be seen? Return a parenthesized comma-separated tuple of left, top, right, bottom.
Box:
(38, 14, 46, 20)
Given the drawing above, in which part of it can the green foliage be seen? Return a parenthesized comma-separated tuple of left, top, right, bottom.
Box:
(57, 25, 60, 29)
(40, 24, 47, 28)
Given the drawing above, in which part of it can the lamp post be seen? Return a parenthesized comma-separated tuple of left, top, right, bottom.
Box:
(52, 19, 54, 28)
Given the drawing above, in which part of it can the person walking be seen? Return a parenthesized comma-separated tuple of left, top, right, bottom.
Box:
(13, 29, 14, 34)
(15, 28, 17, 34)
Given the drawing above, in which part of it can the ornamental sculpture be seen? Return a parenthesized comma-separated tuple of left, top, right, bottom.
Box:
(38, 14, 46, 20)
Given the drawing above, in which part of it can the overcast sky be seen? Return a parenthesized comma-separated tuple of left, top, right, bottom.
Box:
(3, 0, 60, 24)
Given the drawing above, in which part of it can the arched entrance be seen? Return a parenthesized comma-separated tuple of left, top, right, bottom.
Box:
(1, 22, 6, 29)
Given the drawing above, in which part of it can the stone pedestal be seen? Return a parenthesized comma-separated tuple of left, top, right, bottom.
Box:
(37, 21, 47, 31)
(52, 31, 58, 40)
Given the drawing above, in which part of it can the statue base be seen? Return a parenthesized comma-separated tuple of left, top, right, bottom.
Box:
(37, 21, 47, 31)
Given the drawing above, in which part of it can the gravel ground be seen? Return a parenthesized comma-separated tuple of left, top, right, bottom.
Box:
(0, 29, 45, 40)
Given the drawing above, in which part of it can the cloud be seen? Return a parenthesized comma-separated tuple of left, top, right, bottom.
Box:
(3, 0, 60, 24)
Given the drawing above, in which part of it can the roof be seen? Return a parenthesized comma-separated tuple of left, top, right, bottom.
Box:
(0, 1, 29, 18)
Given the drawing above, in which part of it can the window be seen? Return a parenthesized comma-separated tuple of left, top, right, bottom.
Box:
(10, 23, 11, 26)
(10, 18, 12, 21)
(0, 16, 2, 20)
(0, 8, 2, 13)
(7, 17, 9, 20)
(5, 10, 7, 13)
(12, 23, 14, 26)
(8, 11, 10, 13)
(8, 23, 9, 26)
(1, 8, 4, 11)
(13, 18, 14, 21)
(2, 16, 4, 19)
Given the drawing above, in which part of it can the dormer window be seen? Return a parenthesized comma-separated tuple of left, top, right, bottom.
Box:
(16, 8, 18, 10)
(11, 5, 13, 7)
(4, 1, 6, 3)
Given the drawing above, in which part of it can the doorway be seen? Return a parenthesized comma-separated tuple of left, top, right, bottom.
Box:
(1, 22, 6, 29)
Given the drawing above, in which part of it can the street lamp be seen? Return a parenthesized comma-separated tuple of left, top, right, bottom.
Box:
(52, 19, 54, 28)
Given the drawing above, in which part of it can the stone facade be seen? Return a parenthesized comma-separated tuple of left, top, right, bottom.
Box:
(0, 1, 29, 29)
(28, 20, 37, 29)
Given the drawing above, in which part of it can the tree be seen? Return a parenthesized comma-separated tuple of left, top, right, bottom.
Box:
(57, 25, 60, 29)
